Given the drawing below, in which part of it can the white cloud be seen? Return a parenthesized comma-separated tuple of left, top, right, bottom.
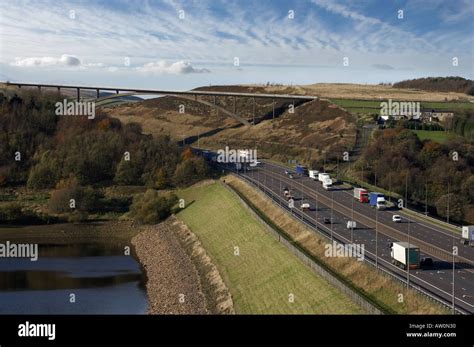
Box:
(135, 60, 210, 74)
(1, 1, 471, 85)
(372, 64, 394, 70)
(12, 54, 81, 67)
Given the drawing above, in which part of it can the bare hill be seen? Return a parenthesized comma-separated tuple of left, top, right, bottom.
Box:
(103, 85, 356, 165)
(261, 83, 474, 102)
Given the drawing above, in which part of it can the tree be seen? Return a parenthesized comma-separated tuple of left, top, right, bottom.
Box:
(182, 147, 194, 161)
(48, 175, 101, 215)
(114, 158, 143, 185)
(155, 168, 168, 189)
(27, 161, 58, 189)
(462, 175, 474, 203)
(129, 190, 178, 224)
(435, 193, 465, 223)
(173, 157, 209, 187)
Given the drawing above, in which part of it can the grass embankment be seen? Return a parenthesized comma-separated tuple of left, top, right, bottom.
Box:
(176, 181, 364, 314)
(224, 175, 449, 314)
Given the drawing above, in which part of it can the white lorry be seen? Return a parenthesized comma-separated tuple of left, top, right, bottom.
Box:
(461, 226, 474, 246)
(390, 242, 420, 270)
(309, 170, 319, 180)
(318, 173, 330, 183)
(322, 177, 333, 190)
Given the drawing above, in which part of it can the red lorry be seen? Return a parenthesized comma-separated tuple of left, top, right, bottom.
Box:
(354, 188, 369, 203)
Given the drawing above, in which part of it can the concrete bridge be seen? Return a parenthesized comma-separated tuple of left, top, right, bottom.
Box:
(2, 81, 318, 126)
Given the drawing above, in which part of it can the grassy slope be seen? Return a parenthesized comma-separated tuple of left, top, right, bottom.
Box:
(176, 181, 364, 314)
(224, 175, 449, 314)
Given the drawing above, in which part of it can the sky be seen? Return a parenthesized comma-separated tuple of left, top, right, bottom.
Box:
(0, 0, 473, 90)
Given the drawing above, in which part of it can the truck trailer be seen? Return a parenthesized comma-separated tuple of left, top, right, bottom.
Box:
(390, 242, 420, 269)
(462, 226, 474, 246)
(369, 192, 386, 210)
(354, 188, 369, 203)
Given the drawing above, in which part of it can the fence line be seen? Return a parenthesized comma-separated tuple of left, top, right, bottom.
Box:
(227, 169, 467, 315)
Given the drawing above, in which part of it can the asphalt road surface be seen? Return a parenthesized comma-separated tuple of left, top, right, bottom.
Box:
(224, 161, 474, 314)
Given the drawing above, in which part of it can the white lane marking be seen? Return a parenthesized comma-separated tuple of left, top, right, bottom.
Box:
(261, 162, 474, 266)
(242, 166, 474, 308)
(264, 160, 460, 238)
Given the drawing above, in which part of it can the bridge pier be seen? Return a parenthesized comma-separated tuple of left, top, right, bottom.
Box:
(252, 97, 255, 125)
(57, 86, 60, 95)
(96, 89, 100, 99)
(272, 99, 275, 121)
(76, 88, 80, 101)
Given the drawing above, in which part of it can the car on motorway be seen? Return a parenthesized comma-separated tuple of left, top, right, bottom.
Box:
(288, 174, 294, 179)
(284, 169, 289, 175)
(323, 217, 331, 224)
(420, 257, 434, 267)
(300, 202, 310, 210)
(249, 160, 260, 167)
(392, 215, 402, 223)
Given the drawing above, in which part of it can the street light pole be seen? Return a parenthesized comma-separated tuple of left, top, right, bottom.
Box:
(375, 206, 378, 269)
(331, 190, 334, 242)
(351, 194, 354, 243)
(448, 183, 455, 314)
(407, 213, 410, 287)
(406, 172, 410, 286)
(388, 173, 392, 204)
(315, 188, 318, 228)
(300, 180, 305, 223)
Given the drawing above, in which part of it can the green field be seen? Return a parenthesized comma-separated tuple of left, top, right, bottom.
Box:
(177, 182, 364, 314)
(330, 98, 474, 114)
(412, 130, 455, 143)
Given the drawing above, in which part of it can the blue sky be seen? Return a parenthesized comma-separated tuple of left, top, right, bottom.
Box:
(0, 0, 472, 90)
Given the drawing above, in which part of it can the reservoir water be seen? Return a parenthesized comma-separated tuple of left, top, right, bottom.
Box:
(0, 223, 148, 314)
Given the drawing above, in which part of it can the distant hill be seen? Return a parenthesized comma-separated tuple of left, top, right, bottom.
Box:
(393, 77, 474, 95)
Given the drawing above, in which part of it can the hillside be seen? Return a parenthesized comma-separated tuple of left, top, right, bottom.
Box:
(393, 77, 474, 95)
(297, 83, 474, 102)
(103, 85, 357, 165)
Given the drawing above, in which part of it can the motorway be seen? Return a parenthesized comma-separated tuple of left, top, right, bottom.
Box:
(224, 161, 474, 314)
